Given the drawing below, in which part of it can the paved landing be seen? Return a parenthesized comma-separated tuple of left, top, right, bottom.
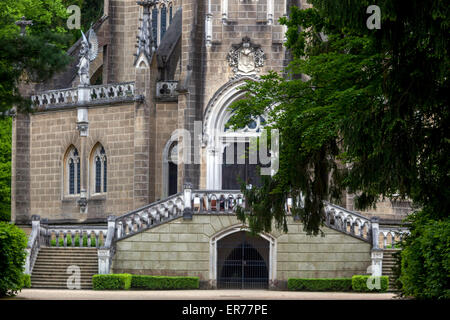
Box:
(9, 289, 397, 300)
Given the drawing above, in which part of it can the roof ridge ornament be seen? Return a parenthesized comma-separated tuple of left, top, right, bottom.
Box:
(227, 37, 266, 77)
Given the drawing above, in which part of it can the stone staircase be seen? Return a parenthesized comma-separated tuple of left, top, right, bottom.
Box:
(31, 247, 98, 289)
(382, 249, 399, 291)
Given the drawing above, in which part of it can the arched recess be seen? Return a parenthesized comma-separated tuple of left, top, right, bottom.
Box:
(203, 77, 269, 190)
(89, 142, 107, 195)
(209, 224, 277, 289)
(63, 145, 81, 196)
(162, 139, 178, 198)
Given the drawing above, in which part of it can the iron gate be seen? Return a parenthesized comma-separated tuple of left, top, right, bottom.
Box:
(217, 231, 269, 289)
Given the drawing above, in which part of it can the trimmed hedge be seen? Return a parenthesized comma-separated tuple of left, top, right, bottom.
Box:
(352, 275, 389, 292)
(22, 274, 31, 288)
(288, 278, 352, 291)
(92, 274, 132, 290)
(131, 275, 200, 290)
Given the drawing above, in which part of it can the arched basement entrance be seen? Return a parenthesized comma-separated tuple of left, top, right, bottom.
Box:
(216, 231, 270, 289)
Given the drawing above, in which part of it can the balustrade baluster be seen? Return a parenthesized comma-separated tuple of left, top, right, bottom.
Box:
(63, 231, 67, 247)
(87, 230, 92, 247)
(95, 231, 100, 248)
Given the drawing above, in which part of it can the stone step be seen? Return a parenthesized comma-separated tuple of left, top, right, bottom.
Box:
(37, 252, 98, 257)
(31, 275, 93, 282)
(32, 268, 98, 273)
(39, 248, 98, 252)
(35, 260, 98, 267)
(31, 283, 92, 289)
(32, 271, 97, 276)
(36, 257, 98, 264)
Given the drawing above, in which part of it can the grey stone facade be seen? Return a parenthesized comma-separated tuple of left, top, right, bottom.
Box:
(13, 0, 408, 225)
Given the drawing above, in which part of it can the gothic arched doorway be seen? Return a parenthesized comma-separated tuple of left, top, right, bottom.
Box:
(217, 231, 269, 289)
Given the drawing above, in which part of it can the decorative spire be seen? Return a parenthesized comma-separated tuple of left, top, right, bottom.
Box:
(15, 16, 33, 36)
(135, 0, 158, 66)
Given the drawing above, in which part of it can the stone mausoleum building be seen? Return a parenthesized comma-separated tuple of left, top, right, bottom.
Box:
(13, 0, 411, 289)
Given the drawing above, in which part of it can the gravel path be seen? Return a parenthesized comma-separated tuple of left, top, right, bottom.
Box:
(8, 289, 397, 300)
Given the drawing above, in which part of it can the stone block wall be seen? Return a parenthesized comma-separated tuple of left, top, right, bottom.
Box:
(112, 214, 372, 289)
(14, 103, 138, 223)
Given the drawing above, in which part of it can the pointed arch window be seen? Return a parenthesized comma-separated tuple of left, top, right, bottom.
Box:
(152, 8, 158, 46)
(91, 144, 107, 194)
(65, 146, 80, 196)
(161, 5, 167, 39)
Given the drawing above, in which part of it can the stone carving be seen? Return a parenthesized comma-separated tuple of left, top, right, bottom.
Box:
(78, 29, 98, 86)
(135, 1, 157, 66)
(227, 37, 265, 75)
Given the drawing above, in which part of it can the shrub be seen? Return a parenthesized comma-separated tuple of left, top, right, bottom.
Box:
(82, 234, 88, 247)
(50, 239, 56, 247)
(0, 222, 28, 296)
(287, 278, 352, 291)
(92, 274, 132, 290)
(74, 235, 80, 247)
(131, 275, 200, 290)
(66, 234, 72, 247)
(398, 213, 450, 299)
(352, 275, 389, 292)
(22, 274, 31, 288)
(90, 235, 96, 247)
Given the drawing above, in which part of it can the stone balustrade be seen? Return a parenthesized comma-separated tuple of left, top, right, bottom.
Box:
(31, 87, 79, 108)
(114, 192, 185, 241)
(190, 190, 244, 214)
(30, 82, 135, 109)
(25, 187, 410, 276)
(377, 226, 409, 249)
(24, 215, 42, 274)
(40, 225, 108, 248)
(324, 203, 372, 242)
(90, 82, 135, 102)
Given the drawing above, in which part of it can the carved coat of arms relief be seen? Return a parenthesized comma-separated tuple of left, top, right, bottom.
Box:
(227, 37, 266, 76)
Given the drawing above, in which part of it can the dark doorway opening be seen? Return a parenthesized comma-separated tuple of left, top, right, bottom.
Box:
(168, 161, 177, 196)
(217, 231, 269, 289)
(222, 142, 269, 190)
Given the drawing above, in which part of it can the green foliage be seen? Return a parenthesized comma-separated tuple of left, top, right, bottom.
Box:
(398, 213, 450, 299)
(90, 235, 96, 247)
(92, 274, 132, 290)
(287, 278, 352, 291)
(82, 234, 88, 247)
(228, 1, 450, 237)
(131, 275, 200, 290)
(351, 275, 389, 292)
(50, 239, 56, 247)
(66, 234, 72, 246)
(0, 0, 73, 114)
(22, 273, 31, 288)
(62, 0, 104, 41)
(0, 222, 28, 296)
(0, 118, 11, 222)
(74, 235, 80, 247)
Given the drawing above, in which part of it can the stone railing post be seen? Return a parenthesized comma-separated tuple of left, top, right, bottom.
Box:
(183, 183, 193, 220)
(370, 217, 383, 276)
(25, 215, 41, 274)
(371, 217, 380, 249)
(98, 215, 116, 274)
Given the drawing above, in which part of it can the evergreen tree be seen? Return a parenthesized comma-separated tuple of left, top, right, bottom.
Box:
(228, 0, 449, 235)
